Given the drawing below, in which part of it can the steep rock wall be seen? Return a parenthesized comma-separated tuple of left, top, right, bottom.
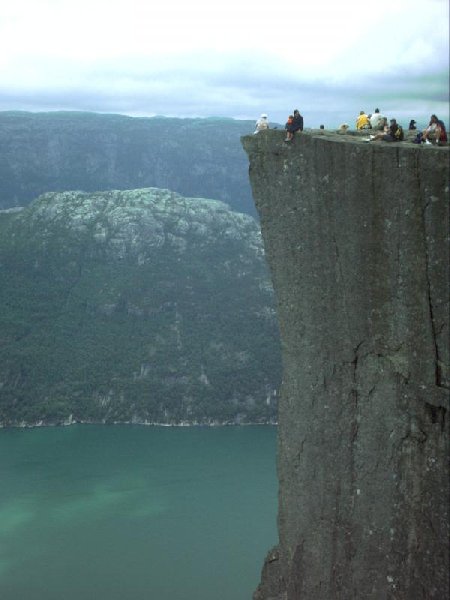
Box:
(242, 130, 449, 599)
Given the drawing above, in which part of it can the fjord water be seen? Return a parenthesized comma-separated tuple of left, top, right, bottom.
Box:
(0, 425, 277, 600)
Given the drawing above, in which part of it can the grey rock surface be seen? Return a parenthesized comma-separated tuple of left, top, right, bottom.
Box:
(242, 130, 449, 599)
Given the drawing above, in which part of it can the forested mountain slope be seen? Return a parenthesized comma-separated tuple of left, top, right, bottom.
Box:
(0, 188, 281, 426)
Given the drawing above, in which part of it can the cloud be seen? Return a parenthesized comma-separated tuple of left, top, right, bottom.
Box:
(0, 0, 448, 128)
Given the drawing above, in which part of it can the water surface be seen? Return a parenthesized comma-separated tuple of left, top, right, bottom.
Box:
(0, 425, 277, 600)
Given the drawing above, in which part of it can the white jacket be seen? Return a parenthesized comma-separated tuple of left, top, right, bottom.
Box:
(254, 115, 269, 133)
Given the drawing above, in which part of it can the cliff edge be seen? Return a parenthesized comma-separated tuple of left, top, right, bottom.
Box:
(242, 130, 449, 599)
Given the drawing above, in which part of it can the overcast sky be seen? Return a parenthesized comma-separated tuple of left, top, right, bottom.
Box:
(1, 0, 448, 128)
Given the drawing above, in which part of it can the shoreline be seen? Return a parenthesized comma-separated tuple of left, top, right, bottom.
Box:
(0, 418, 278, 430)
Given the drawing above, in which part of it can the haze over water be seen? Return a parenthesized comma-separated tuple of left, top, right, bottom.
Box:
(0, 424, 277, 600)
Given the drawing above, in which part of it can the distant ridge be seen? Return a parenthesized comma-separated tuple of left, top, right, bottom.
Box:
(0, 111, 256, 215)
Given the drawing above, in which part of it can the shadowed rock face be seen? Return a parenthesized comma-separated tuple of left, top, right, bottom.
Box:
(242, 130, 449, 600)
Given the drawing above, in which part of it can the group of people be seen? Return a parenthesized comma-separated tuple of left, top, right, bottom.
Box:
(284, 110, 304, 141)
(366, 118, 404, 143)
(253, 109, 447, 145)
(353, 109, 405, 143)
(355, 108, 447, 145)
(253, 109, 304, 141)
(355, 108, 392, 131)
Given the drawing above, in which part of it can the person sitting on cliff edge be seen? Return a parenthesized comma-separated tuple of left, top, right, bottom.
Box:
(284, 109, 304, 142)
(369, 108, 386, 130)
(253, 113, 269, 134)
(368, 118, 404, 142)
(422, 114, 447, 145)
(284, 114, 294, 136)
(356, 110, 371, 130)
(338, 123, 350, 133)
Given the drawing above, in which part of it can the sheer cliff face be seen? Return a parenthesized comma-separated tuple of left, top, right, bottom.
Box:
(242, 131, 449, 600)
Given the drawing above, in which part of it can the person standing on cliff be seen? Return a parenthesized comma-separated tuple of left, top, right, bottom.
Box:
(253, 114, 269, 134)
(284, 109, 303, 141)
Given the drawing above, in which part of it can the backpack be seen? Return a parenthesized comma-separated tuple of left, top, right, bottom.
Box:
(394, 125, 404, 141)
(437, 120, 447, 142)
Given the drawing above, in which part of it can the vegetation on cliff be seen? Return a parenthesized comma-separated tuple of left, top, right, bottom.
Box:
(0, 188, 281, 426)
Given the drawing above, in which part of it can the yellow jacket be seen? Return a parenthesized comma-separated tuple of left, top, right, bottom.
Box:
(356, 113, 370, 129)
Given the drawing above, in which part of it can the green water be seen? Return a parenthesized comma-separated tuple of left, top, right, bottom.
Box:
(0, 425, 278, 600)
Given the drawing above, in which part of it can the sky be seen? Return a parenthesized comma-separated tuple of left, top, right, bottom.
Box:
(1, 0, 448, 128)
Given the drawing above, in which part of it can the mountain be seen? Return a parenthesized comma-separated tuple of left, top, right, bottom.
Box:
(0, 111, 256, 215)
(0, 188, 281, 427)
(242, 129, 449, 599)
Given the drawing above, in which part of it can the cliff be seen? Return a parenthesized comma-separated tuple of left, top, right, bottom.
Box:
(0, 188, 281, 426)
(0, 111, 255, 215)
(242, 130, 449, 599)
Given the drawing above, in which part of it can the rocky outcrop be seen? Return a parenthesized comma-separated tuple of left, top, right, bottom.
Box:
(0, 111, 255, 215)
(242, 130, 449, 599)
(0, 188, 281, 426)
